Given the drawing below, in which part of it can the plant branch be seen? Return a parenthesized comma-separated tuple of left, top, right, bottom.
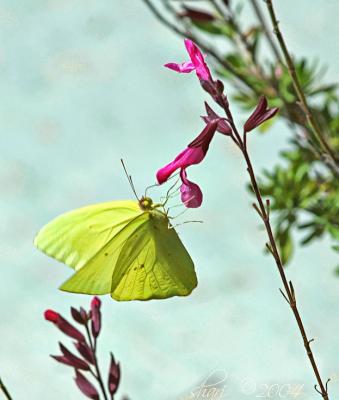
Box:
(0, 377, 12, 400)
(85, 324, 108, 400)
(218, 96, 330, 400)
(263, 0, 338, 169)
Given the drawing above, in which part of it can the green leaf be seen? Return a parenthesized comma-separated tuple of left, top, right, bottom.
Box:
(277, 228, 294, 265)
(192, 20, 235, 38)
(192, 20, 223, 35)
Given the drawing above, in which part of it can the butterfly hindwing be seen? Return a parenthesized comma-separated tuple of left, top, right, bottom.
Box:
(111, 210, 197, 301)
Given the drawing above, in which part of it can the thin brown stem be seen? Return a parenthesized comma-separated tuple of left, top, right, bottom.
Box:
(245, 149, 329, 400)
(218, 97, 330, 400)
(85, 324, 108, 400)
(263, 0, 338, 168)
(0, 377, 12, 400)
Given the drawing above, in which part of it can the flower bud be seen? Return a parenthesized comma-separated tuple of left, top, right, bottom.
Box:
(44, 309, 85, 342)
(51, 342, 90, 370)
(90, 297, 101, 338)
(108, 353, 121, 396)
(75, 370, 99, 400)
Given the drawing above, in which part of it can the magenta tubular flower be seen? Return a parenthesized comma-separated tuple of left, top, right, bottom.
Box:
(44, 309, 85, 342)
(108, 353, 121, 396)
(156, 146, 205, 185)
(244, 96, 279, 133)
(156, 120, 218, 208)
(156, 121, 218, 184)
(75, 370, 99, 400)
(165, 38, 212, 81)
(90, 297, 101, 339)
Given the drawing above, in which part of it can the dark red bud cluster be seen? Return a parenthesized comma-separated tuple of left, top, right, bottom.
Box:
(44, 296, 121, 399)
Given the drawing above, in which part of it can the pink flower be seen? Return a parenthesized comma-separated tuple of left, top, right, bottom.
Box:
(156, 146, 205, 185)
(44, 309, 85, 343)
(165, 39, 212, 81)
(244, 96, 279, 133)
(156, 120, 218, 208)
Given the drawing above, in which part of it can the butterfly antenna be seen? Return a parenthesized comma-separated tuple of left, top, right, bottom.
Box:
(120, 159, 139, 201)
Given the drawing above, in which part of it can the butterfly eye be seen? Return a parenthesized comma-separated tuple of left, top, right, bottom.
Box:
(139, 196, 153, 210)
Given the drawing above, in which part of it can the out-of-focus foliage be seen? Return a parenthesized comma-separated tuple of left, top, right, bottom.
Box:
(143, 0, 339, 270)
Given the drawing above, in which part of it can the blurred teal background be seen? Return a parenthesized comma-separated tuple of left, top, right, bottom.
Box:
(1, 1, 338, 399)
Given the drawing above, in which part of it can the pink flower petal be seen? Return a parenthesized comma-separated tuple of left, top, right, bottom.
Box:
(180, 169, 203, 208)
(184, 39, 211, 81)
(156, 147, 205, 184)
(164, 61, 195, 74)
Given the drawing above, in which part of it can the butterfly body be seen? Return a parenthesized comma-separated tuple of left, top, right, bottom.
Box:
(34, 197, 197, 301)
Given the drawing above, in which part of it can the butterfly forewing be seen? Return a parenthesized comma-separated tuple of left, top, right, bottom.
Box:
(59, 212, 149, 294)
(34, 200, 141, 271)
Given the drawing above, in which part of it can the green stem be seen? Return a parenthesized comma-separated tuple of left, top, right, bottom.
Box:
(263, 0, 338, 168)
(0, 377, 12, 400)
